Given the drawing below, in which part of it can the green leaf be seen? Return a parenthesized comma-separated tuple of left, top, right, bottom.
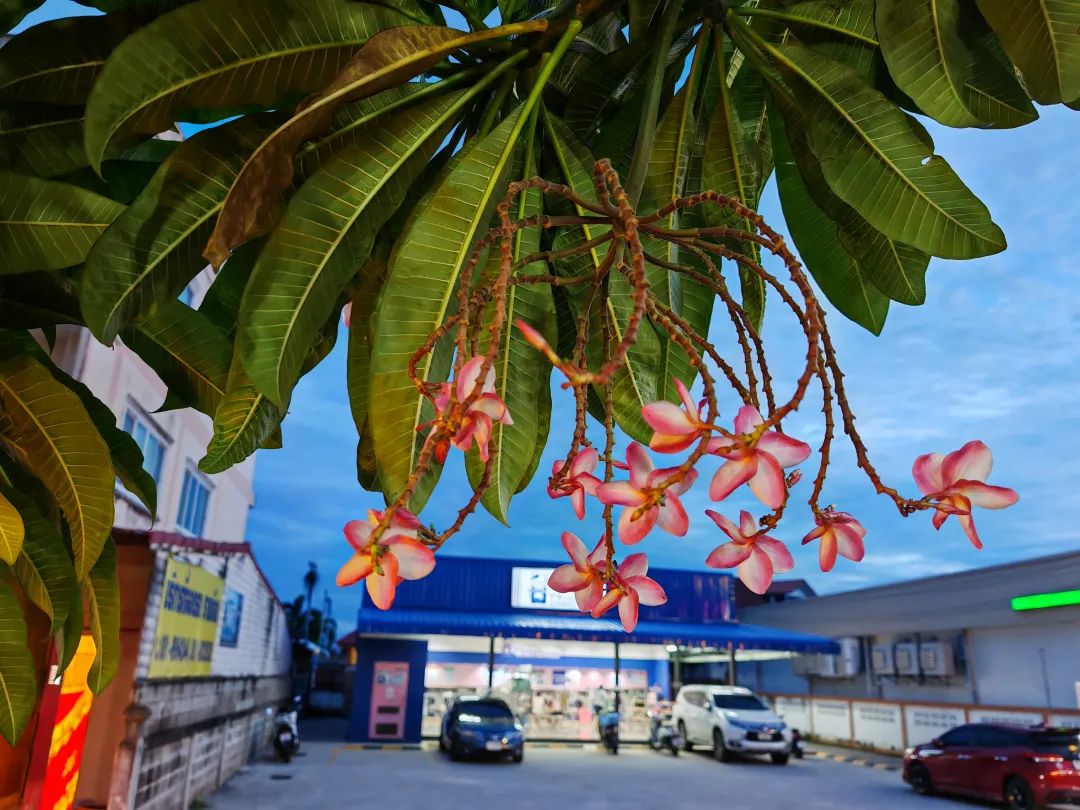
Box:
(206, 23, 540, 265)
(55, 574, 82, 674)
(84, 0, 406, 170)
(0, 0, 44, 32)
(464, 154, 555, 524)
(976, 0, 1080, 105)
(0, 106, 89, 177)
(197, 237, 263, 337)
(0, 172, 124, 273)
(8, 478, 75, 631)
(545, 114, 658, 443)
(347, 245, 388, 491)
(0, 571, 37, 746)
(81, 116, 278, 346)
(0, 272, 82, 329)
(236, 90, 466, 408)
(761, 40, 1006, 259)
(876, 0, 1037, 128)
(0, 352, 114, 578)
(121, 300, 231, 417)
(83, 535, 119, 695)
(702, 35, 766, 329)
(370, 108, 525, 510)
(0, 14, 140, 106)
(770, 109, 889, 333)
(0, 492, 23, 565)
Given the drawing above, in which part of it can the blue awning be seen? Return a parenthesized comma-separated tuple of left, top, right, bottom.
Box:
(354, 608, 838, 654)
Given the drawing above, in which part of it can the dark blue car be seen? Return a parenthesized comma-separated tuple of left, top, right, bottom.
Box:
(439, 696, 525, 763)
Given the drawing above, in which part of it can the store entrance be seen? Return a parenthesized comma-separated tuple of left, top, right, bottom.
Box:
(421, 637, 670, 742)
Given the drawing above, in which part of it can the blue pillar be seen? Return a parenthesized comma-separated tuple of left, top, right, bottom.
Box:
(347, 637, 428, 743)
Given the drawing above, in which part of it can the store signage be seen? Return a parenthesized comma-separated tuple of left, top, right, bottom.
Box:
(149, 557, 224, 678)
(510, 567, 580, 611)
(219, 587, 244, 648)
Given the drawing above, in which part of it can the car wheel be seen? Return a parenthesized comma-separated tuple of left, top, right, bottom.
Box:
(713, 729, 734, 762)
(669, 741, 680, 757)
(1004, 777, 1035, 810)
(438, 736, 447, 752)
(449, 741, 464, 762)
(678, 721, 695, 756)
(908, 763, 934, 796)
(770, 752, 789, 765)
(511, 749, 524, 764)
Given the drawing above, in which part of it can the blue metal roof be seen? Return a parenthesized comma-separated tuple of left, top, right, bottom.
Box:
(354, 608, 838, 654)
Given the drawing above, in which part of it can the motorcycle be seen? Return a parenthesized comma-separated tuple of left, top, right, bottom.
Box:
(647, 710, 682, 756)
(791, 728, 805, 759)
(597, 709, 621, 754)
(273, 696, 302, 763)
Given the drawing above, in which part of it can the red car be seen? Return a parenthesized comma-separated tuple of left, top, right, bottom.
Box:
(903, 723, 1080, 809)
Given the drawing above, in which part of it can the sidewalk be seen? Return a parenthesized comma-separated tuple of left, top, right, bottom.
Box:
(805, 742, 903, 772)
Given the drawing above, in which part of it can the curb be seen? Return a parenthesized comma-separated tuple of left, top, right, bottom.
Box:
(808, 749, 900, 772)
(337, 741, 609, 752)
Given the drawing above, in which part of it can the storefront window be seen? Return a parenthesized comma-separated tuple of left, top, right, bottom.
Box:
(421, 637, 668, 741)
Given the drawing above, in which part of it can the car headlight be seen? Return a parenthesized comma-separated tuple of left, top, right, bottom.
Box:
(776, 722, 787, 732)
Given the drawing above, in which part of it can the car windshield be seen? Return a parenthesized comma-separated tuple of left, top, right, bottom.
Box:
(712, 694, 768, 711)
(1032, 731, 1080, 759)
(456, 703, 515, 728)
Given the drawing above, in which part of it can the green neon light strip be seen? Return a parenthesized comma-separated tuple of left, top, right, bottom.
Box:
(1011, 589, 1080, 611)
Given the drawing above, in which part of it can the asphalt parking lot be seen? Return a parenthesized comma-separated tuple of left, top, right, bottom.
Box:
(208, 739, 986, 810)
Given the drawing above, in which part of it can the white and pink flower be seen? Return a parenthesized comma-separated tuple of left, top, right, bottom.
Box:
(547, 532, 608, 611)
(707, 405, 810, 509)
(590, 553, 667, 632)
(547, 448, 602, 519)
(642, 379, 711, 453)
(704, 509, 794, 595)
(434, 356, 512, 462)
(802, 510, 866, 572)
(595, 443, 697, 544)
(336, 508, 434, 610)
(913, 441, 1018, 549)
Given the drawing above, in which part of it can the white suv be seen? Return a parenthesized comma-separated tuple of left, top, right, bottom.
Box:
(672, 685, 792, 764)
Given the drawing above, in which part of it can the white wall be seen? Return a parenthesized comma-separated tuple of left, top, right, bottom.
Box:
(972, 620, 1080, 708)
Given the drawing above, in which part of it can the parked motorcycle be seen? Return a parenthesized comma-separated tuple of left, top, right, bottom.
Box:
(647, 710, 682, 756)
(597, 709, 621, 754)
(273, 696, 302, 762)
(791, 728, 805, 760)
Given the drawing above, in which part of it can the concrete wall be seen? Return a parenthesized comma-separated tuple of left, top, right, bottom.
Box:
(972, 622, 1079, 708)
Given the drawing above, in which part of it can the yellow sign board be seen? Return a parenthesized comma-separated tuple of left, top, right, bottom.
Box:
(148, 557, 224, 678)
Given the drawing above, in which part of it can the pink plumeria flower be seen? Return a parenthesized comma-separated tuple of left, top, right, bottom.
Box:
(595, 443, 698, 545)
(547, 532, 608, 611)
(336, 508, 434, 610)
(342, 301, 352, 328)
(590, 553, 667, 632)
(547, 448, 602, 519)
(802, 510, 866, 572)
(913, 440, 1019, 549)
(704, 509, 794, 595)
(433, 356, 512, 462)
(707, 405, 810, 509)
(642, 378, 711, 453)
(515, 319, 561, 366)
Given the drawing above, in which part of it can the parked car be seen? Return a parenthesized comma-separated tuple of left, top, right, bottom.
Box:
(903, 723, 1080, 809)
(671, 685, 792, 764)
(439, 696, 525, 762)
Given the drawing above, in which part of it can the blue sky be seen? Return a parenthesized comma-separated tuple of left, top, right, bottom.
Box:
(11, 2, 1080, 628)
(249, 107, 1080, 625)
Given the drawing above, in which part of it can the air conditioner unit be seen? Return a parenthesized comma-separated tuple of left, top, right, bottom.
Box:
(815, 654, 838, 677)
(894, 642, 919, 675)
(871, 644, 895, 675)
(790, 655, 817, 676)
(835, 638, 862, 677)
(919, 641, 956, 677)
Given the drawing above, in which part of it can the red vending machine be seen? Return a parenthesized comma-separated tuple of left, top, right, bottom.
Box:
(369, 661, 410, 740)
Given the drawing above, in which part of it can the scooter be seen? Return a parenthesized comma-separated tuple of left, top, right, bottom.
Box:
(647, 710, 682, 756)
(597, 709, 620, 754)
(273, 696, 302, 762)
(790, 728, 805, 759)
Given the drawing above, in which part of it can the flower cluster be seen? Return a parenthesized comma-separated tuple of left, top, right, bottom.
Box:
(334, 161, 1019, 626)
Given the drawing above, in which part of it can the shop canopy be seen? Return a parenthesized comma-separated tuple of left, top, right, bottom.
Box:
(354, 609, 838, 654)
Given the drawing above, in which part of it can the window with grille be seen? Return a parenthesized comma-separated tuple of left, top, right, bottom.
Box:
(177, 469, 211, 536)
